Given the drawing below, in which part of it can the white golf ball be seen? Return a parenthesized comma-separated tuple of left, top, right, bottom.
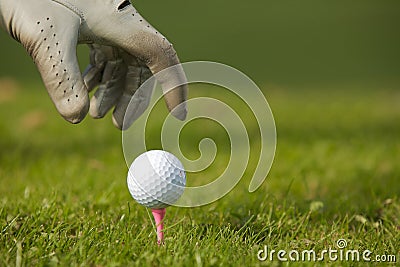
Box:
(127, 150, 186, 209)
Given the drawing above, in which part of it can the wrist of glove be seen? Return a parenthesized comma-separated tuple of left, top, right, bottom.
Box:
(0, 0, 187, 129)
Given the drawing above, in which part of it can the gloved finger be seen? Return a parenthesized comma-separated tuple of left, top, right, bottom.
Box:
(89, 47, 128, 119)
(23, 1, 89, 123)
(112, 52, 155, 130)
(76, 1, 188, 121)
(83, 44, 107, 92)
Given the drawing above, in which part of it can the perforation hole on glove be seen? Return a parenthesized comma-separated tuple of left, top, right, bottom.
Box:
(36, 16, 79, 105)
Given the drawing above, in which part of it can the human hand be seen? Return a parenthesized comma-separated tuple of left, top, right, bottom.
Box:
(0, 0, 187, 129)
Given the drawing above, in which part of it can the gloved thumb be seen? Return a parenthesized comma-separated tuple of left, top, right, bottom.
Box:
(17, 2, 89, 123)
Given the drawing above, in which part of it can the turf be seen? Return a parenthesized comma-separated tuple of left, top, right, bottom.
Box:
(0, 79, 398, 266)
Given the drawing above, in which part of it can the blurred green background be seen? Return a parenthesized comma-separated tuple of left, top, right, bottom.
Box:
(0, 2, 399, 265)
(1, 0, 399, 87)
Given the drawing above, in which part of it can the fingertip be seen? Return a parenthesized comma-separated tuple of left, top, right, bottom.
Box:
(171, 105, 187, 121)
(59, 93, 90, 124)
(89, 98, 107, 119)
(112, 113, 126, 131)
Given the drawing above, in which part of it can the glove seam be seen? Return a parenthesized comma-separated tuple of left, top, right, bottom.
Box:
(51, 0, 85, 20)
(51, 0, 102, 43)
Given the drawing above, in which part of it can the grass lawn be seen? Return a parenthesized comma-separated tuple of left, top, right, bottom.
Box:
(0, 79, 399, 266)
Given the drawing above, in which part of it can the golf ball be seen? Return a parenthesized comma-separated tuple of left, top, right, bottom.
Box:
(127, 150, 186, 209)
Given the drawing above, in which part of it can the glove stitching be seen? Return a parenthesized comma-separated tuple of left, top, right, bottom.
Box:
(51, 0, 85, 20)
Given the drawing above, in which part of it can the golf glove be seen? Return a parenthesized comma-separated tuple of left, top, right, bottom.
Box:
(0, 0, 187, 129)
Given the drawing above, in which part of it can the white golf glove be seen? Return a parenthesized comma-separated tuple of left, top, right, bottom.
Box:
(0, 0, 187, 129)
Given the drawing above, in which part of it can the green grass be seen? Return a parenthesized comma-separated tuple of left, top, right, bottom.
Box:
(0, 80, 399, 266)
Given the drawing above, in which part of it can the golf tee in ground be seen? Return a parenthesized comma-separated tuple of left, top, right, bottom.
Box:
(151, 208, 166, 244)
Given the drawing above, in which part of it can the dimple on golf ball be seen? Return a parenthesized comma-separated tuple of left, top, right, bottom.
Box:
(127, 150, 186, 209)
